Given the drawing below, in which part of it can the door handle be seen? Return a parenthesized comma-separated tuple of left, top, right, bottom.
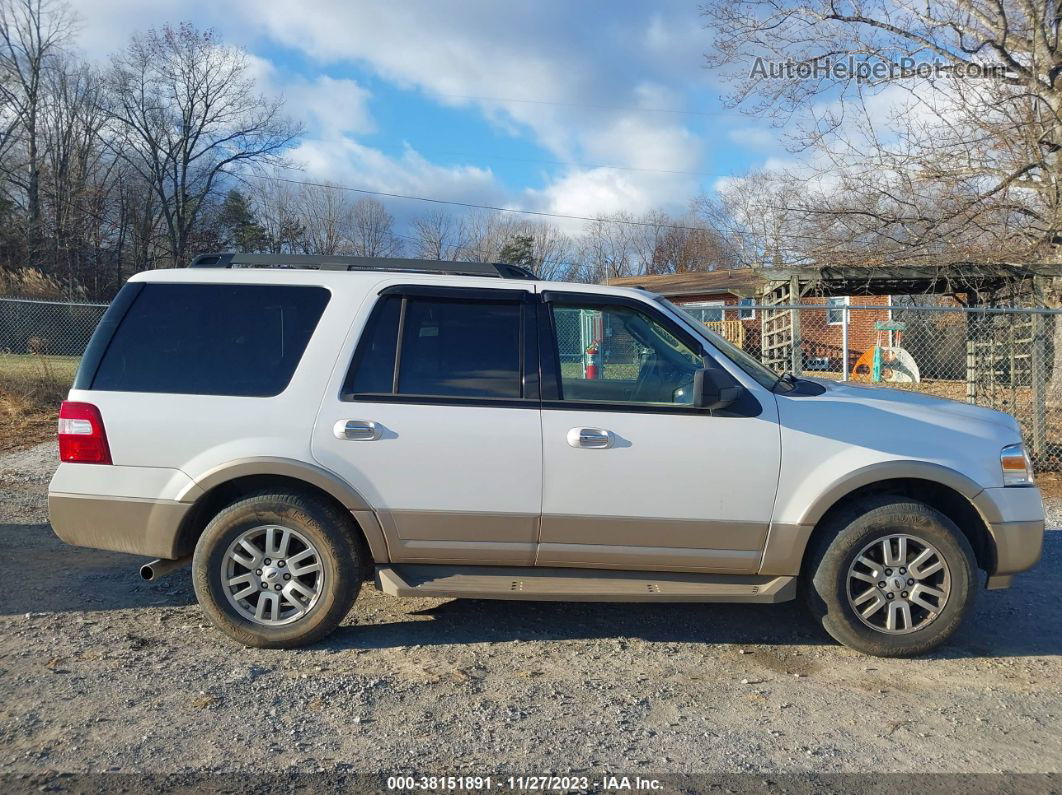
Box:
(333, 419, 380, 441)
(567, 427, 613, 449)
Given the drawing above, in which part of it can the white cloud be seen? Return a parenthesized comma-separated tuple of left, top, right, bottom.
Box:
(283, 76, 375, 137)
(242, 56, 375, 137)
(284, 136, 510, 228)
(726, 126, 779, 150)
(73, 0, 716, 221)
(226, 0, 707, 215)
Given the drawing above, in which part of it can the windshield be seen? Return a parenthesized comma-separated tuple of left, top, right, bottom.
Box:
(655, 296, 781, 390)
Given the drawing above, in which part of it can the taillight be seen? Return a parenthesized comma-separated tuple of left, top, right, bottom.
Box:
(58, 401, 112, 464)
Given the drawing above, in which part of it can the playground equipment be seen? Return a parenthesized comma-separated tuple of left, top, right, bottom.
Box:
(851, 321, 920, 384)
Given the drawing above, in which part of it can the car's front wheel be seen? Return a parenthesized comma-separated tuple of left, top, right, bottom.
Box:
(192, 491, 362, 648)
(802, 497, 978, 657)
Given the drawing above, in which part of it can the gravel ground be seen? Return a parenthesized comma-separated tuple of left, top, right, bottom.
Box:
(1, 443, 1060, 784)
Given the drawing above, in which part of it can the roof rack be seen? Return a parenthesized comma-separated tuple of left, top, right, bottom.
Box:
(188, 252, 536, 280)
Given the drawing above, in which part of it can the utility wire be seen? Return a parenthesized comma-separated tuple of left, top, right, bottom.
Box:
(250, 173, 713, 233)
(250, 172, 867, 247)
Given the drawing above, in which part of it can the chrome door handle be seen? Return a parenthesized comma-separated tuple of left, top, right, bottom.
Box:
(333, 419, 380, 441)
(567, 427, 613, 449)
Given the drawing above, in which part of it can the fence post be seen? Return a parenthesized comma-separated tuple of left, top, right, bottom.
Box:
(1031, 312, 1048, 460)
(789, 275, 802, 375)
(966, 310, 980, 405)
(841, 303, 849, 381)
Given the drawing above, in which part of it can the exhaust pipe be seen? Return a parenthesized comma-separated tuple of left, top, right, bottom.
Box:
(140, 555, 192, 581)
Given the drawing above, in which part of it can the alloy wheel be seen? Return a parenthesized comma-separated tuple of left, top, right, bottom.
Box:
(221, 524, 325, 626)
(846, 533, 951, 635)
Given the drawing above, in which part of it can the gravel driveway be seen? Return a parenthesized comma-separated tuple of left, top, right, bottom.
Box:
(1, 443, 1060, 786)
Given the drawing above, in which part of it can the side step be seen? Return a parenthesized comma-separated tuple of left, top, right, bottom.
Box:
(375, 565, 796, 604)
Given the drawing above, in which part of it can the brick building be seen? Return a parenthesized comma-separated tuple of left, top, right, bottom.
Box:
(607, 269, 892, 372)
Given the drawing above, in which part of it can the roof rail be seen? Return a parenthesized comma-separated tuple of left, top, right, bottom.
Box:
(188, 252, 536, 280)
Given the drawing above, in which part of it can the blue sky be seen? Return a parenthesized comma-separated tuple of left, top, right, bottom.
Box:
(76, 0, 785, 228)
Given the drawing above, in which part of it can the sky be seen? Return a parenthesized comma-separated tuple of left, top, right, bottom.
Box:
(72, 0, 787, 231)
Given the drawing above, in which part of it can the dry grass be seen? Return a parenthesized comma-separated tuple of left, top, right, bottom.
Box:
(0, 354, 73, 453)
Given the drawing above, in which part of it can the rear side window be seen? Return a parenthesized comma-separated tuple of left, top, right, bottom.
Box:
(344, 293, 525, 399)
(91, 283, 330, 397)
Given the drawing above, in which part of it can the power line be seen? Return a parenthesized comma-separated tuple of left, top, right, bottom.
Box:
(249, 173, 712, 233)
(250, 174, 879, 248)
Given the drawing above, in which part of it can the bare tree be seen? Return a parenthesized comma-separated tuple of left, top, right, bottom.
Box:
(411, 208, 465, 260)
(297, 182, 352, 255)
(0, 0, 76, 261)
(695, 171, 813, 266)
(349, 197, 402, 257)
(40, 57, 109, 290)
(250, 176, 303, 253)
(525, 220, 575, 280)
(577, 214, 641, 283)
(702, 0, 1062, 262)
(104, 23, 300, 266)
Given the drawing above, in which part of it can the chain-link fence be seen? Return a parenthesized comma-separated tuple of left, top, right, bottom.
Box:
(0, 297, 107, 394)
(4, 295, 1062, 472)
(682, 302, 1062, 472)
(0, 297, 107, 356)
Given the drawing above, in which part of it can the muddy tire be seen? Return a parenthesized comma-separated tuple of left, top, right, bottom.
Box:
(192, 491, 361, 648)
(802, 497, 978, 657)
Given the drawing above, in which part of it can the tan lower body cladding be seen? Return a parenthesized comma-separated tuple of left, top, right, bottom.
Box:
(380, 510, 768, 572)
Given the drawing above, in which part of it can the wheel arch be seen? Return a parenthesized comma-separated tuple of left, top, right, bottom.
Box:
(173, 458, 389, 567)
(798, 472, 996, 575)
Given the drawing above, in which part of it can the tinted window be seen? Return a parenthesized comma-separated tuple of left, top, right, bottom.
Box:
(344, 295, 401, 394)
(397, 298, 522, 397)
(91, 283, 329, 396)
(551, 303, 702, 405)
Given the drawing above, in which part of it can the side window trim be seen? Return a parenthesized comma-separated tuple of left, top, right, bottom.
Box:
(391, 296, 407, 393)
(341, 284, 540, 406)
(539, 290, 712, 414)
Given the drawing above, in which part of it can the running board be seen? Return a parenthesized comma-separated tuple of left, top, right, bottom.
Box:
(375, 565, 796, 603)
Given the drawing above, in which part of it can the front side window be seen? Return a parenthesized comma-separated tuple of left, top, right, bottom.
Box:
(344, 293, 525, 400)
(91, 283, 330, 397)
(656, 296, 780, 389)
(550, 302, 703, 406)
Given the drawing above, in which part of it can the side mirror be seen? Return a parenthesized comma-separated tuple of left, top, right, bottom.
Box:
(693, 368, 743, 410)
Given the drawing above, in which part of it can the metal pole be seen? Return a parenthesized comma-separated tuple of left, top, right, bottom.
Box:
(789, 276, 802, 375)
(1031, 312, 1047, 459)
(841, 303, 850, 381)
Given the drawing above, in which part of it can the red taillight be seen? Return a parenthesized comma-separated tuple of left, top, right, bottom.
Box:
(57, 401, 111, 464)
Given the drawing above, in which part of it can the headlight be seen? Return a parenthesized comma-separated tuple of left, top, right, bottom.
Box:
(1001, 443, 1034, 486)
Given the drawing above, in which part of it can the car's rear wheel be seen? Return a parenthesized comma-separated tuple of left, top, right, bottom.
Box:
(192, 491, 362, 648)
(802, 497, 978, 657)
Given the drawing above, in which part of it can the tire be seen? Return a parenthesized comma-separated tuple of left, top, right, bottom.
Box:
(801, 496, 978, 657)
(192, 491, 362, 649)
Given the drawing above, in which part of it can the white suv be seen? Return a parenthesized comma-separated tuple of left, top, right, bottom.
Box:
(48, 254, 1045, 656)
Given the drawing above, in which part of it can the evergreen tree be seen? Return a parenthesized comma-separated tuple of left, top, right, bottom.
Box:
(218, 189, 267, 252)
(498, 234, 534, 271)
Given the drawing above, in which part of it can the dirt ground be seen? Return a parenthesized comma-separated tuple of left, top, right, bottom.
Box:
(0, 443, 1060, 788)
